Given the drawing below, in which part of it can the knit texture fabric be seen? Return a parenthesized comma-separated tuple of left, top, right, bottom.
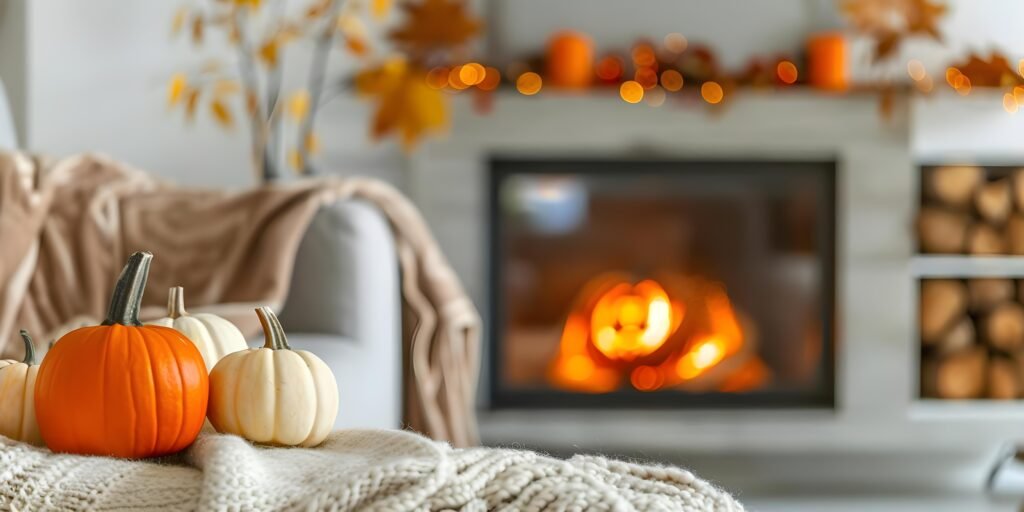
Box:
(0, 429, 743, 511)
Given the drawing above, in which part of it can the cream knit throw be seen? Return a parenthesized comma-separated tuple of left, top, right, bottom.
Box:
(0, 429, 743, 511)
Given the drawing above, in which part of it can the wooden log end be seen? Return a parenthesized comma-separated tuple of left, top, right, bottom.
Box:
(988, 357, 1019, 399)
(975, 178, 1012, 225)
(936, 347, 987, 399)
(920, 279, 968, 345)
(968, 278, 1015, 312)
(927, 166, 984, 209)
(917, 208, 969, 254)
(984, 302, 1024, 352)
(967, 223, 1005, 255)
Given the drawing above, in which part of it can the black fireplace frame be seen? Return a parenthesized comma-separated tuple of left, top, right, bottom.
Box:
(486, 157, 838, 410)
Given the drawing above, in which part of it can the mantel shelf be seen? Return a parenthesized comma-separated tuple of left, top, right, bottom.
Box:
(910, 255, 1024, 278)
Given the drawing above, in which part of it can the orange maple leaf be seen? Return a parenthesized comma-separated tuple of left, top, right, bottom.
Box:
(356, 59, 448, 149)
(842, 0, 946, 61)
(389, 0, 481, 57)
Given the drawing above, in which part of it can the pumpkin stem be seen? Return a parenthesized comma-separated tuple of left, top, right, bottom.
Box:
(255, 306, 291, 350)
(18, 330, 36, 365)
(168, 286, 187, 319)
(102, 251, 153, 327)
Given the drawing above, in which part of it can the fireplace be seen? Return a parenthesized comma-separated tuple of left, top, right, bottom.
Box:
(488, 158, 836, 409)
(408, 94, 1024, 489)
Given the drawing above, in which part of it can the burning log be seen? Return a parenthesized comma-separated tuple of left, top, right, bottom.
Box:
(983, 302, 1024, 352)
(925, 166, 984, 209)
(920, 280, 968, 345)
(935, 346, 987, 399)
(968, 278, 1014, 312)
(916, 207, 969, 253)
(967, 223, 1004, 255)
(975, 178, 1012, 224)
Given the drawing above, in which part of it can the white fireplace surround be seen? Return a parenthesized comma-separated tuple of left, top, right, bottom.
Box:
(408, 90, 1024, 492)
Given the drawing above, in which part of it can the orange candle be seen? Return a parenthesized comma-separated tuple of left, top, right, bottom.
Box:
(546, 30, 594, 89)
(807, 31, 849, 92)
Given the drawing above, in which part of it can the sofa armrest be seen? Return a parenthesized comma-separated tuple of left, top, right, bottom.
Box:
(277, 199, 402, 429)
(278, 198, 400, 342)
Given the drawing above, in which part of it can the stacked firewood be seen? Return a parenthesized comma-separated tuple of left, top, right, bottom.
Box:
(917, 166, 1024, 399)
(920, 278, 1024, 399)
(917, 166, 1024, 254)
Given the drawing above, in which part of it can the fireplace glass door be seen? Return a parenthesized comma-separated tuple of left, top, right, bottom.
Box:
(489, 159, 836, 408)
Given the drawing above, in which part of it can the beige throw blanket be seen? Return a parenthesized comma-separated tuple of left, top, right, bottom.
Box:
(0, 152, 479, 447)
(0, 430, 743, 511)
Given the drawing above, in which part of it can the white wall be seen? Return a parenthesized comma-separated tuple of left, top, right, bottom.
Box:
(0, 0, 27, 145)
(27, 1, 243, 187)
(491, 0, 812, 70)
(493, 0, 1024, 80)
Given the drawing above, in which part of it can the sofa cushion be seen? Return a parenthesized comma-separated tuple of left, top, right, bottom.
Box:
(279, 198, 400, 341)
(282, 333, 400, 429)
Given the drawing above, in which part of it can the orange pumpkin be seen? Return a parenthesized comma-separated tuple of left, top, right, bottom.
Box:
(34, 252, 209, 458)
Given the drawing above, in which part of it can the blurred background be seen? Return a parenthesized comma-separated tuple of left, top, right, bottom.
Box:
(7, 0, 1024, 509)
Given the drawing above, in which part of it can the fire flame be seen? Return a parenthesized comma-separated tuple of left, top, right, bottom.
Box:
(590, 280, 683, 361)
(549, 275, 750, 393)
(673, 286, 744, 381)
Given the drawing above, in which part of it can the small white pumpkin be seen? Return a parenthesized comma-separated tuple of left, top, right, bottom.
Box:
(148, 286, 248, 371)
(208, 307, 338, 447)
(0, 330, 43, 445)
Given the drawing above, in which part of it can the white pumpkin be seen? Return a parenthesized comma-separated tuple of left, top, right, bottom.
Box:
(208, 306, 338, 447)
(0, 330, 43, 445)
(148, 286, 248, 371)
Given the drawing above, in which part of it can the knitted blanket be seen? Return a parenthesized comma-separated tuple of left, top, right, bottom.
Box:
(0, 429, 743, 511)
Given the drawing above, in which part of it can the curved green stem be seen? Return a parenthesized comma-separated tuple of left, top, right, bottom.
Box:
(18, 330, 35, 365)
(168, 286, 187, 319)
(103, 251, 153, 327)
(255, 306, 291, 350)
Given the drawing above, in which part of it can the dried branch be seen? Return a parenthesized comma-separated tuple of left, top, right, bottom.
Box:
(316, 82, 352, 109)
(232, 7, 274, 182)
(296, 0, 344, 176)
(263, 0, 288, 177)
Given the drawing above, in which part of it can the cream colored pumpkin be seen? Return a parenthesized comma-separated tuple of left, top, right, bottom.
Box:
(148, 286, 248, 371)
(208, 307, 338, 447)
(0, 330, 43, 445)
